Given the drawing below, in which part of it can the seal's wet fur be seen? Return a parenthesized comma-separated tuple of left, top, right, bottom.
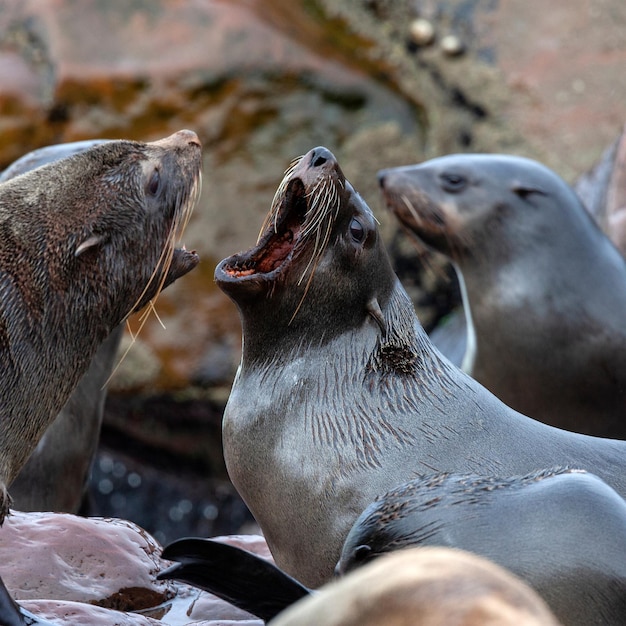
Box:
(379, 154, 626, 438)
(216, 147, 626, 588)
(338, 468, 626, 624)
(0, 130, 202, 522)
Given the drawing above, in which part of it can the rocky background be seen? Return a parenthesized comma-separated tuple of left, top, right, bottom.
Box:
(1, 0, 625, 545)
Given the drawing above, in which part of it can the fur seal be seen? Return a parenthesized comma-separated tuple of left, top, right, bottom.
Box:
(0, 140, 121, 514)
(0, 130, 202, 522)
(378, 154, 626, 437)
(157, 529, 559, 624)
(338, 468, 626, 625)
(215, 146, 626, 588)
(272, 547, 561, 626)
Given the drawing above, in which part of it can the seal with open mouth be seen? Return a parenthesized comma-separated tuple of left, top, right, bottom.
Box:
(215, 147, 626, 588)
(0, 130, 202, 523)
(378, 154, 626, 438)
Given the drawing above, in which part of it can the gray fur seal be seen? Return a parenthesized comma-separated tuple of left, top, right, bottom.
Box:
(215, 146, 626, 588)
(338, 468, 626, 625)
(0, 130, 202, 522)
(378, 154, 626, 437)
(273, 547, 561, 626)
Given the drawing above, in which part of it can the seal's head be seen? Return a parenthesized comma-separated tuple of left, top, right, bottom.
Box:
(336, 467, 581, 577)
(378, 154, 587, 263)
(1, 130, 202, 329)
(216, 146, 396, 360)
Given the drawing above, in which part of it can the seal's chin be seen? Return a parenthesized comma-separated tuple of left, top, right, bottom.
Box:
(132, 247, 199, 313)
(167, 247, 200, 285)
(216, 178, 308, 286)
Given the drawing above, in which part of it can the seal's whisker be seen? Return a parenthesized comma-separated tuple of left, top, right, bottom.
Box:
(109, 166, 201, 386)
(124, 173, 199, 321)
(290, 252, 323, 325)
(261, 156, 303, 240)
(401, 194, 423, 225)
(103, 319, 138, 388)
(296, 179, 340, 289)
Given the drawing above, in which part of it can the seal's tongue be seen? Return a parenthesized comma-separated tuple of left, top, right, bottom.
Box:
(223, 178, 307, 279)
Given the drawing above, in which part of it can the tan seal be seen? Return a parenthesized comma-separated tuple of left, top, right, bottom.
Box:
(272, 547, 561, 626)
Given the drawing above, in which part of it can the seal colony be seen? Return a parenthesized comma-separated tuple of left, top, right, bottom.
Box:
(0, 130, 202, 522)
(378, 154, 626, 438)
(215, 146, 626, 588)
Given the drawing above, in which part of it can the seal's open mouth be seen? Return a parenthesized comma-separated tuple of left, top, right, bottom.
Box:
(220, 178, 308, 281)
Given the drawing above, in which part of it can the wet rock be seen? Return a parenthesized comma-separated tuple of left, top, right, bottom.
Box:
(0, 511, 168, 610)
(0, 511, 268, 625)
(20, 600, 163, 626)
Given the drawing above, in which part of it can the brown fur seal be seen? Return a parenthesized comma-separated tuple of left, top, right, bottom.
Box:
(272, 547, 561, 626)
(9, 325, 123, 513)
(0, 140, 121, 514)
(378, 154, 626, 438)
(215, 146, 626, 588)
(0, 130, 202, 522)
(338, 468, 626, 625)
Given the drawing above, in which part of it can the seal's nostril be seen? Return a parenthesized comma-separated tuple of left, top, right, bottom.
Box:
(177, 129, 202, 148)
(309, 147, 334, 168)
(378, 173, 386, 189)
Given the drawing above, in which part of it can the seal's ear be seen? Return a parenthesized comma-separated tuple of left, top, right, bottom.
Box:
(75, 234, 105, 257)
(511, 182, 548, 201)
(367, 297, 387, 336)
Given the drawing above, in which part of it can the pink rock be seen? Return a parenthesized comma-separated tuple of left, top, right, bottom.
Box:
(21, 599, 162, 625)
(0, 511, 169, 610)
(0, 512, 267, 624)
(211, 535, 273, 561)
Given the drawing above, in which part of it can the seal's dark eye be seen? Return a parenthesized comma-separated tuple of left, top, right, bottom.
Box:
(349, 217, 365, 243)
(440, 172, 466, 193)
(147, 169, 161, 196)
(354, 544, 372, 563)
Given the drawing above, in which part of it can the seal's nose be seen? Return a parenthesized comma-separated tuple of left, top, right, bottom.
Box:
(378, 169, 388, 189)
(309, 146, 336, 168)
(175, 129, 202, 148)
(154, 129, 202, 149)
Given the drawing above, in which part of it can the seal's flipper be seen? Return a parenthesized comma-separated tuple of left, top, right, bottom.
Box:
(158, 538, 311, 622)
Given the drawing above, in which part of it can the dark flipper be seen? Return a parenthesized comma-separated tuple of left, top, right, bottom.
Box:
(158, 538, 311, 622)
